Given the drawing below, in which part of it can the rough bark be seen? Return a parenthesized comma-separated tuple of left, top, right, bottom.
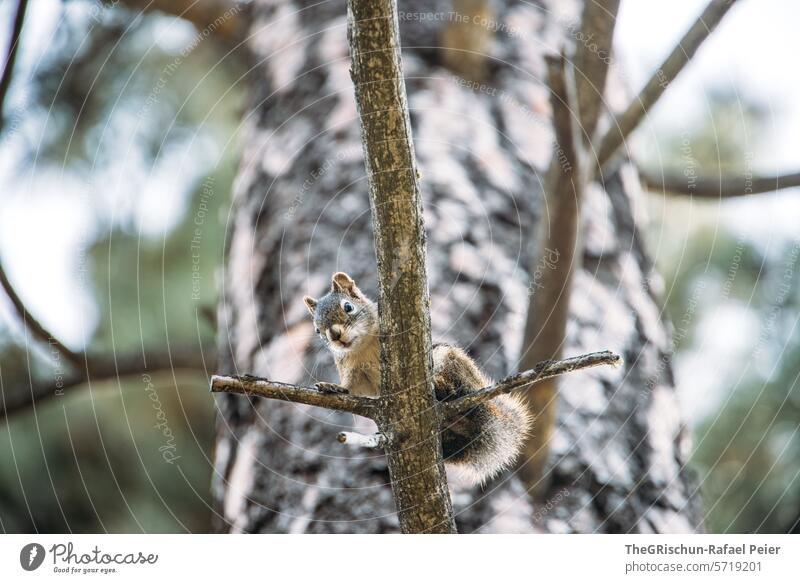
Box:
(347, 0, 455, 533)
(212, 0, 703, 533)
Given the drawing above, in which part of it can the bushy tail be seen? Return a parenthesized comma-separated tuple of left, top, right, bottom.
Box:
(440, 393, 532, 485)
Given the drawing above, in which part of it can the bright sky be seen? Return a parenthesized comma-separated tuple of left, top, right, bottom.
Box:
(1, 0, 798, 422)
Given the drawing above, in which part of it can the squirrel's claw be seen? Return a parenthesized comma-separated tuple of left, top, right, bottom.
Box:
(314, 382, 349, 394)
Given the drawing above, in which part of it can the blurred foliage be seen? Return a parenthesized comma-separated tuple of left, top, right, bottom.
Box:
(647, 92, 800, 533)
(0, 2, 246, 532)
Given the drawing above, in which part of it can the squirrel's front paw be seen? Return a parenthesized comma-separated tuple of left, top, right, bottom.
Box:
(314, 382, 349, 394)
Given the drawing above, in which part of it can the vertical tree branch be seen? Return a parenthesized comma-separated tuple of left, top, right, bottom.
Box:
(572, 0, 620, 143)
(347, 0, 457, 533)
(518, 52, 584, 498)
(595, 0, 738, 169)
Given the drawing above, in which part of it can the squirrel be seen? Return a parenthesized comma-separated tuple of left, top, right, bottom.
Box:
(303, 272, 532, 485)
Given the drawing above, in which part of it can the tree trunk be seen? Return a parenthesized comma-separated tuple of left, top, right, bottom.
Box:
(212, 0, 703, 533)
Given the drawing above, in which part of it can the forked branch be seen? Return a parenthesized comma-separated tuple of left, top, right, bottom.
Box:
(572, 0, 620, 143)
(595, 0, 739, 170)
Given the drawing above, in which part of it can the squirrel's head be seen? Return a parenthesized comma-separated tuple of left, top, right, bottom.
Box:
(303, 272, 377, 354)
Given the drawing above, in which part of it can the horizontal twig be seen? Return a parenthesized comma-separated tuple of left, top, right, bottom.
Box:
(337, 431, 387, 448)
(210, 351, 622, 423)
(210, 375, 379, 419)
(641, 169, 800, 199)
(595, 0, 738, 170)
(441, 350, 622, 417)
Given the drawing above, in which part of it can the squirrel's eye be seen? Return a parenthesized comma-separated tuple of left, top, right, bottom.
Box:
(343, 302, 354, 313)
(315, 327, 320, 334)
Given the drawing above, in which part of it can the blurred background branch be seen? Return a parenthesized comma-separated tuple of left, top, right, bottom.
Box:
(640, 168, 800, 198)
(0, 0, 28, 132)
(518, 51, 584, 497)
(1, 345, 212, 419)
(573, 0, 620, 144)
(595, 0, 738, 170)
(0, 260, 84, 367)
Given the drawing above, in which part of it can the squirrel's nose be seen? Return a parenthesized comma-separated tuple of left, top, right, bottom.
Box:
(329, 327, 342, 341)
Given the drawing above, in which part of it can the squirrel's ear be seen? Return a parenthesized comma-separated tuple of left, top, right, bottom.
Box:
(331, 272, 363, 299)
(303, 296, 318, 316)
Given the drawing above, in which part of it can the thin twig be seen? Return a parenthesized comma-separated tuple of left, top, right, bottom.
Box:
(595, 0, 739, 170)
(210, 351, 621, 435)
(442, 351, 621, 417)
(0, 0, 28, 133)
(641, 168, 800, 199)
(337, 431, 387, 449)
(210, 375, 379, 418)
(0, 263, 84, 367)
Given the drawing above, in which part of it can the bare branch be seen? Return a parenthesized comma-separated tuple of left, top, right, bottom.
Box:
(572, 0, 620, 142)
(211, 349, 622, 457)
(0, 0, 28, 133)
(518, 51, 584, 495)
(0, 261, 84, 368)
(1, 346, 211, 420)
(641, 168, 800, 199)
(348, 0, 456, 533)
(442, 351, 621, 417)
(595, 0, 739, 169)
(337, 431, 387, 449)
(210, 375, 379, 418)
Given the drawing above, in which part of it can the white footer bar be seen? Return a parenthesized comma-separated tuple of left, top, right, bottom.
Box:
(0, 534, 796, 581)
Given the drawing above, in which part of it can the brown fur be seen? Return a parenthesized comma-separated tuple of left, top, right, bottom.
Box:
(306, 273, 532, 483)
